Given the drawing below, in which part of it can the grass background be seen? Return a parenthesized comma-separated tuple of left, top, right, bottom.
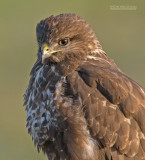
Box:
(0, 0, 145, 159)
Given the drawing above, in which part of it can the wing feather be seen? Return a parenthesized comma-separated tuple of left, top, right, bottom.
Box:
(72, 57, 145, 159)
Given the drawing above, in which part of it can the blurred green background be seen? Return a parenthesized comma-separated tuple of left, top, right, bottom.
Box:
(0, 0, 145, 159)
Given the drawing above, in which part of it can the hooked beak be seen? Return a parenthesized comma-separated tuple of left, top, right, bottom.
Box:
(41, 43, 61, 64)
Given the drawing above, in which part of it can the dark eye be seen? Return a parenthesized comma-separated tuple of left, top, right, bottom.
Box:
(58, 39, 68, 46)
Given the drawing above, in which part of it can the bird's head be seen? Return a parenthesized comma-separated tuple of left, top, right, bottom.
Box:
(36, 13, 101, 65)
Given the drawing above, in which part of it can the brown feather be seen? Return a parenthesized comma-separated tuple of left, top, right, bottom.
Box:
(24, 13, 145, 160)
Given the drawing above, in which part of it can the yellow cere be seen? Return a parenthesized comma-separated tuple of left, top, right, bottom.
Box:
(42, 43, 50, 52)
(41, 43, 62, 55)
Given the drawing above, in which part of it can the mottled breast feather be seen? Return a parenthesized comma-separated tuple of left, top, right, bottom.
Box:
(24, 64, 69, 158)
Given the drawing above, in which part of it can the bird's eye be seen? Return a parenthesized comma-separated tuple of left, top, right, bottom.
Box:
(58, 39, 68, 46)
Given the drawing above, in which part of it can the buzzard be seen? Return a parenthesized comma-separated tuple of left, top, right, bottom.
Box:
(24, 13, 145, 160)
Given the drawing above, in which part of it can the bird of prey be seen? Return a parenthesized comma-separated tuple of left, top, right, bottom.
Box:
(24, 13, 145, 160)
